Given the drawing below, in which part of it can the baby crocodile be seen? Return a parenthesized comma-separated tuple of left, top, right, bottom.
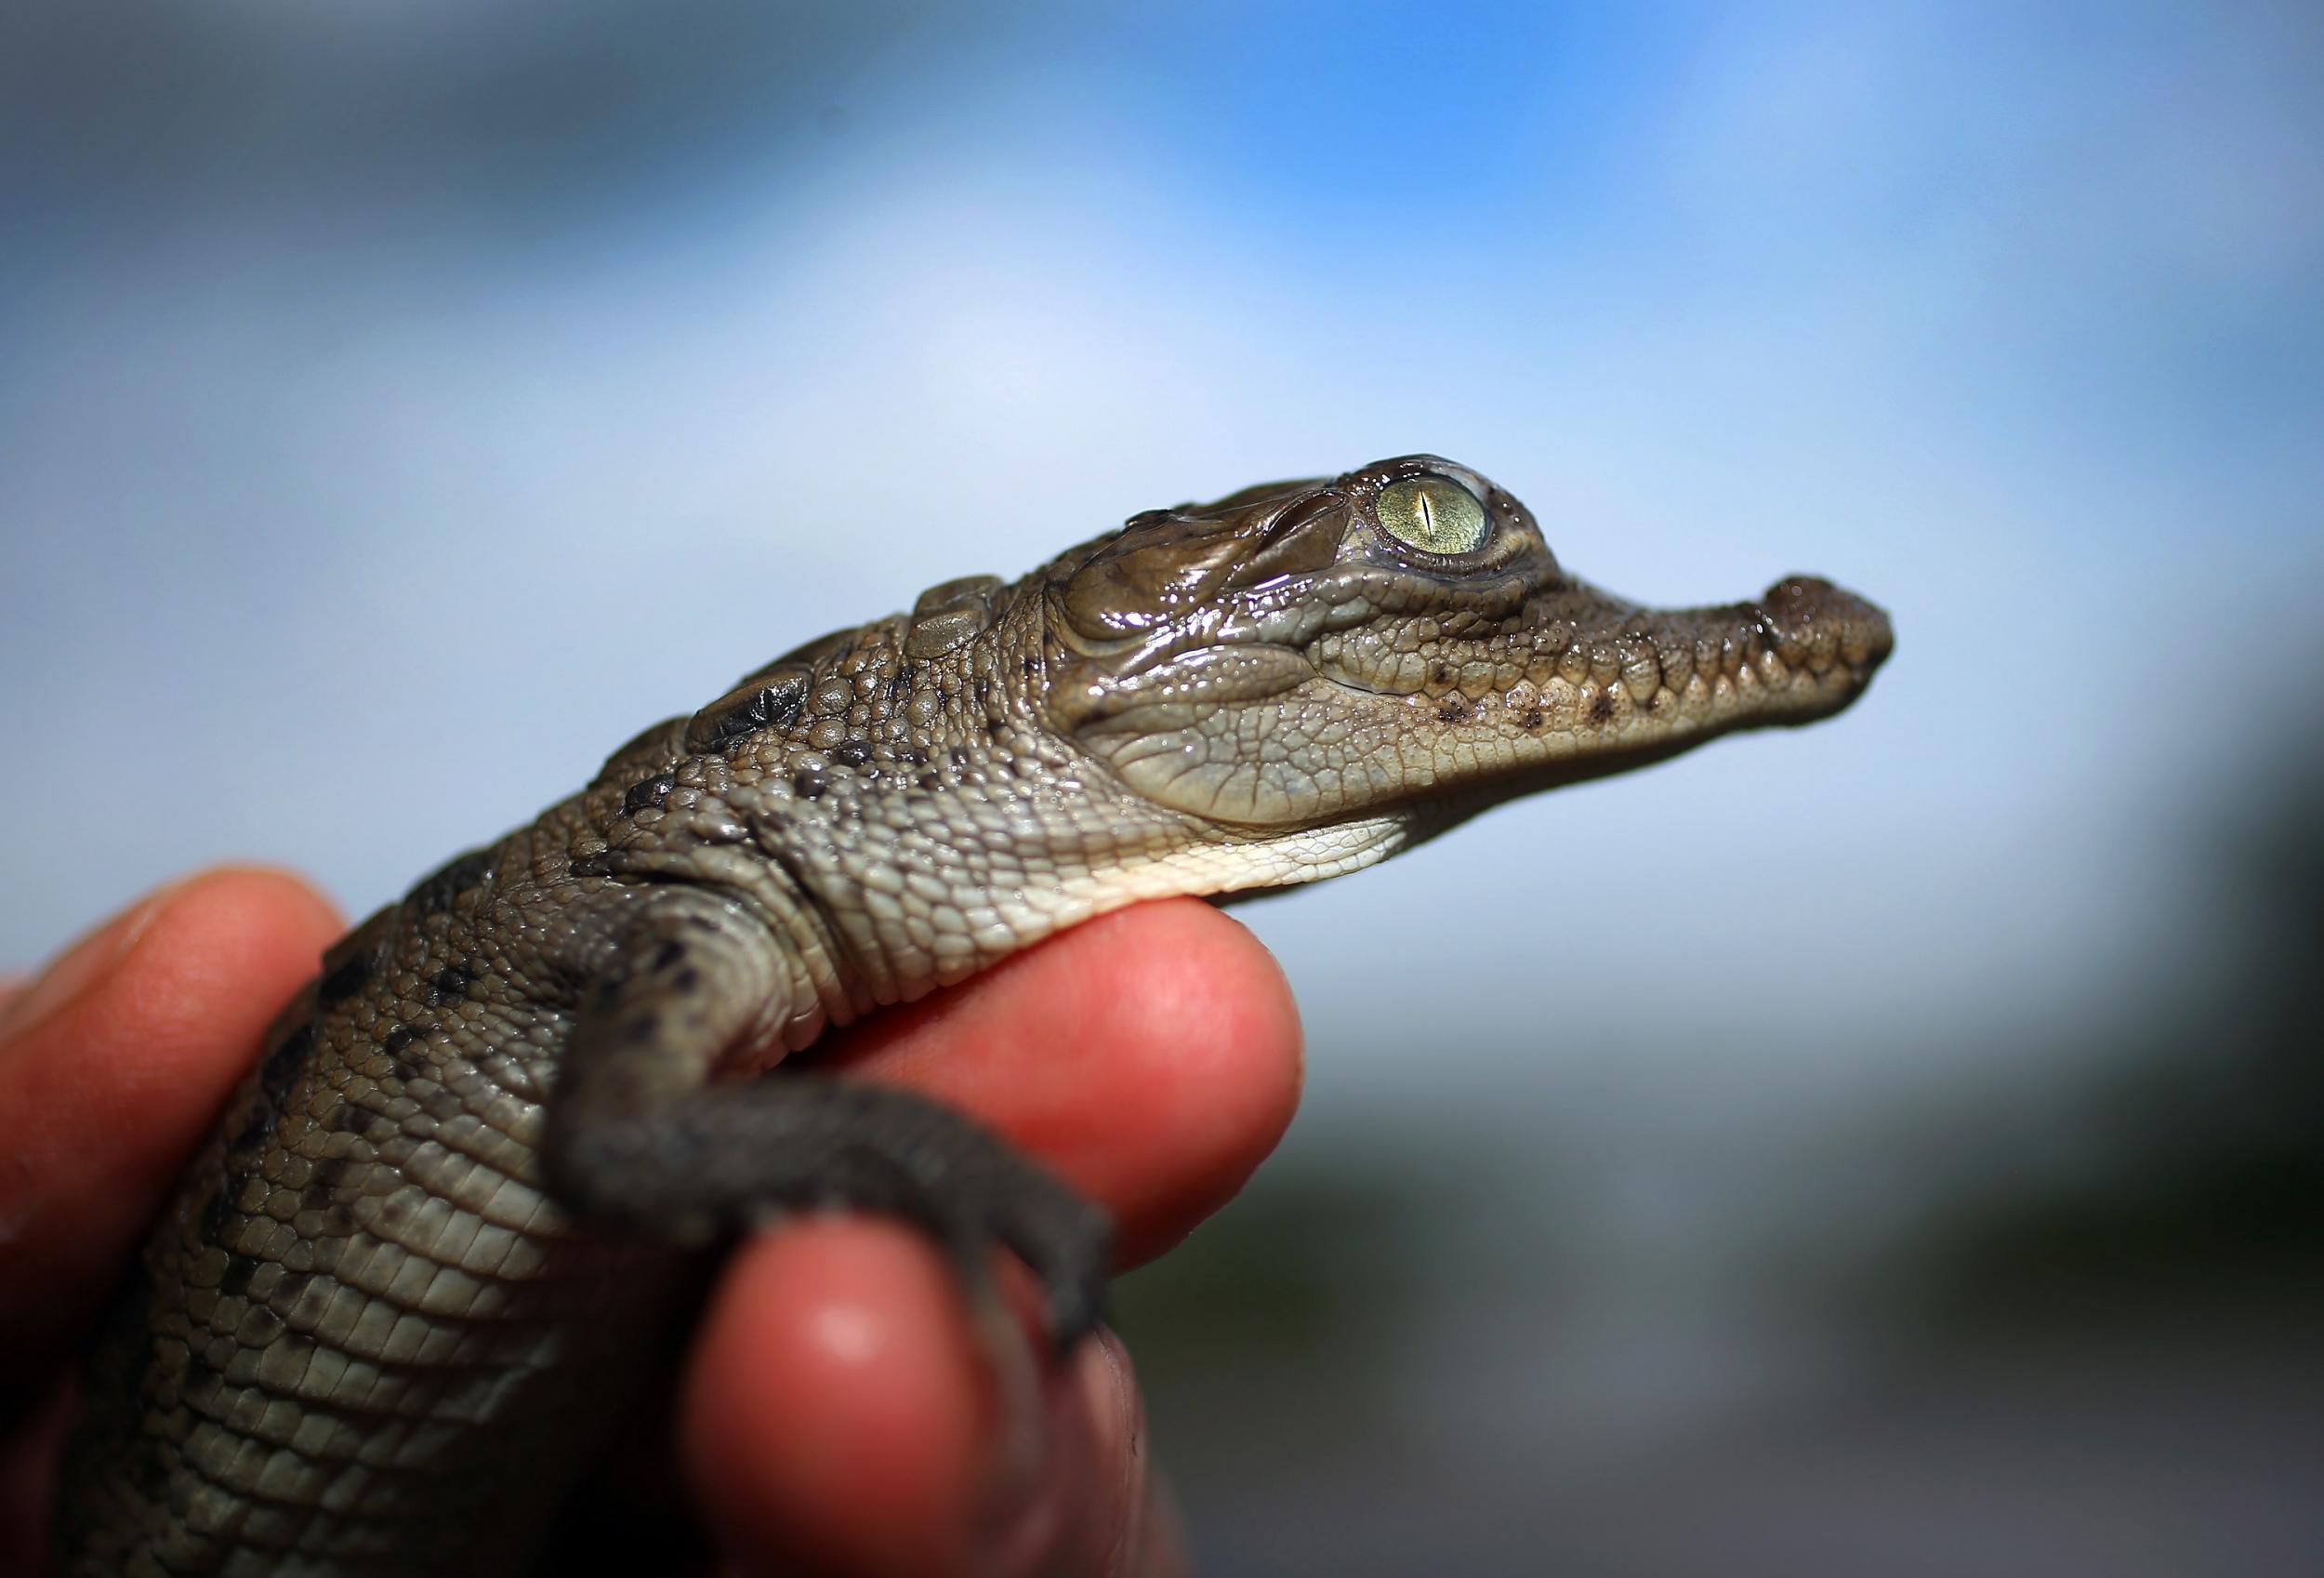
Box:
(54, 456, 1891, 1575)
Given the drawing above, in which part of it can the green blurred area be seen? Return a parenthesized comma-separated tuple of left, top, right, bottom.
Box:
(1899, 720, 2324, 1319)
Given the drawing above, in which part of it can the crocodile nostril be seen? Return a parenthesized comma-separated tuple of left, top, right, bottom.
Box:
(1758, 577, 1894, 679)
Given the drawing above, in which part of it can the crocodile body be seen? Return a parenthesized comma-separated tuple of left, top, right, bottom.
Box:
(52, 456, 1891, 1575)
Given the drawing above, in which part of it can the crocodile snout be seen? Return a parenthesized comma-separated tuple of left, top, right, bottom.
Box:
(1760, 576, 1895, 683)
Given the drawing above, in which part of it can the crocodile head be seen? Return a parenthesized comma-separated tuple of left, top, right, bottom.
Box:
(1044, 454, 1892, 839)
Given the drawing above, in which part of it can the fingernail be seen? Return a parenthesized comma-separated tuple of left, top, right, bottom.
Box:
(971, 1297, 1059, 1575)
(0, 884, 181, 1044)
(1086, 1333, 1176, 1578)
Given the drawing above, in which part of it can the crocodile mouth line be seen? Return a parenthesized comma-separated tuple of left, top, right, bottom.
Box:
(1314, 605, 1884, 704)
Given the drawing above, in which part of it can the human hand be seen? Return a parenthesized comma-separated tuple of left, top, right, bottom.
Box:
(0, 869, 1303, 1576)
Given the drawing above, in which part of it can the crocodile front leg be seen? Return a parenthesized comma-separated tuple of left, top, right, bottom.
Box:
(539, 889, 1114, 1345)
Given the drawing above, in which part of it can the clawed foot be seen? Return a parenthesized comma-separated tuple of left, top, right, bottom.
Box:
(545, 1076, 1115, 1352)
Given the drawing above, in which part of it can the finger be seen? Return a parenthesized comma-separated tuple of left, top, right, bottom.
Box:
(0, 1378, 75, 1576)
(687, 901, 1283, 1576)
(686, 1221, 1178, 1578)
(820, 898, 1304, 1266)
(685, 1218, 995, 1577)
(0, 869, 342, 1372)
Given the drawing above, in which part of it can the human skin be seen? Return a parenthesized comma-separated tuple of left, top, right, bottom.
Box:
(0, 869, 1303, 1576)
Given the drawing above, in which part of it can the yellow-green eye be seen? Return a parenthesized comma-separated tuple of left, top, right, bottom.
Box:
(1376, 475, 1489, 555)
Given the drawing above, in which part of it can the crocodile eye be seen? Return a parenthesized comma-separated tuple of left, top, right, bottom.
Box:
(1375, 475, 1488, 556)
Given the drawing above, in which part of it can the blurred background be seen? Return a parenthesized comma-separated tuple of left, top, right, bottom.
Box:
(5, 2, 2320, 1572)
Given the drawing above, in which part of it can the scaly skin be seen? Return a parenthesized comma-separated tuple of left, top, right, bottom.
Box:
(52, 456, 1892, 1575)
